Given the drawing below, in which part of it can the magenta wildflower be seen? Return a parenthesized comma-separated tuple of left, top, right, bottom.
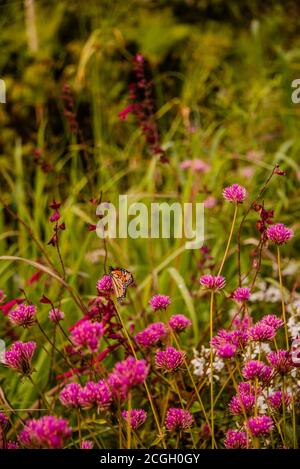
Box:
(248, 323, 276, 342)
(267, 350, 293, 375)
(49, 308, 64, 323)
(155, 346, 185, 373)
(266, 223, 293, 245)
(4, 341, 36, 376)
(108, 356, 149, 400)
(165, 408, 193, 432)
(259, 315, 283, 331)
(96, 275, 113, 292)
(200, 274, 226, 291)
(231, 287, 251, 303)
(79, 380, 112, 409)
(168, 314, 192, 332)
(59, 382, 82, 408)
(180, 159, 210, 173)
(267, 390, 292, 411)
(242, 360, 272, 382)
(149, 294, 170, 311)
(223, 184, 247, 203)
(7, 441, 19, 449)
(8, 303, 36, 328)
(135, 322, 167, 348)
(81, 440, 94, 449)
(229, 389, 255, 415)
(121, 409, 147, 430)
(224, 429, 248, 449)
(70, 319, 104, 352)
(211, 329, 248, 359)
(19, 416, 72, 449)
(247, 415, 273, 437)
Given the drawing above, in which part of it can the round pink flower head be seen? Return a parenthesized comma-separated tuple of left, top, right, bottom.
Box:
(4, 341, 36, 376)
(96, 275, 113, 293)
(267, 390, 292, 411)
(259, 314, 283, 331)
(223, 184, 247, 203)
(165, 408, 193, 432)
(121, 409, 147, 430)
(242, 360, 272, 382)
(108, 356, 149, 401)
(246, 415, 273, 437)
(70, 319, 104, 352)
(59, 382, 82, 408)
(200, 274, 226, 291)
(8, 303, 36, 328)
(267, 350, 293, 375)
(248, 323, 276, 342)
(168, 314, 192, 333)
(79, 379, 112, 410)
(19, 416, 72, 449)
(49, 308, 64, 323)
(7, 441, 19, 449)
(229, 390, 255, 415)
(266, 223, 293, 245)
(135, 322, 167, 348)
(149, 294, 170, 311)
(81, 440, 94, 449)
(224, 429, 248, 449)
(155, 346, 185, 373)
(231, 287, 250, 304)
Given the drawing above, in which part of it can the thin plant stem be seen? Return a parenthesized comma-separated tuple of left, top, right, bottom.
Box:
(113, 301, 167, 448)
(77, 408, 82, 448)
(209, 290, 215, 449)
(217, 203, 238, 276)
(27, 375, 50, 412)
(173, 378, 196, 449)
(277, 246, 289, 349)
(127, 392, 132, 449)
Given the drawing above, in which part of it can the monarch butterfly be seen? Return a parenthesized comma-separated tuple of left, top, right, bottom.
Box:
(109, 266, 134, 303)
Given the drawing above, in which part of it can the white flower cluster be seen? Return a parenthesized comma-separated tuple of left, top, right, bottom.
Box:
(287, 297, 300, 339)
(191, 347, 224, 383)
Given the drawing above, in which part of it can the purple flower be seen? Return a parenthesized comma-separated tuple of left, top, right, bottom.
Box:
(259, 315, 283, 331)
(8, 303, 36, 328)
(81, 440, 94, 449)
(267, 350, 293, 375)
(223, 184, 247, 203)
(59, 382, 82, 408)
(7, 441, 19, 449)
(49, 308, 64, 323)
(135, 322, 167, 348)
(248, 323, 276, 342)
(242, 360, 272, 382)
(267, 390, 292, 411)
(229, 390, 255, 415)
(224, 429, 248, 449)
(96, 275, 113, 292)
(4, 341, 36, 376)
(70, 320, 104, 352)
(149, 294, 170, 311)
(19, 416, 72, 449)
(108, 356, 149, 401)
(155, 346, 185, 372)
(165, 408, 193, 432)
(247, 415, 273, 437)
(266, 223, 293, 245)
(79, 380, 112, 409)
(168, 314, 192, 333)
(200, 274, 226, 291)
(231, 287, 251, 303)
(211, 329, 248, 359)
(121, 409, 147, 430)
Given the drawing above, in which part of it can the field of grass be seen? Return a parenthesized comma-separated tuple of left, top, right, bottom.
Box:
(0, 0, 299, 450)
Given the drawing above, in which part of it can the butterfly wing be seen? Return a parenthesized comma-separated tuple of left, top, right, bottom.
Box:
(109, 267, 134, 302)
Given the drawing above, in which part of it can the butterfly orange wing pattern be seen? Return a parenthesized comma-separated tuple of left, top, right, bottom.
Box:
(109, 266, 134, 303)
